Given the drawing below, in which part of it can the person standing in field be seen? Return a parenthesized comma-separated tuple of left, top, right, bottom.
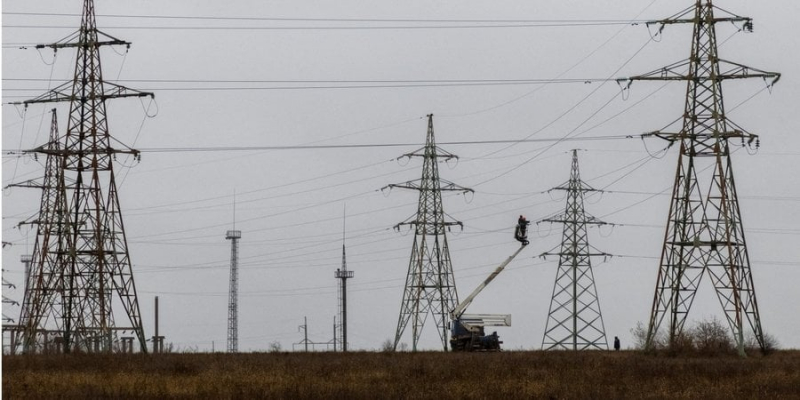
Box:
(614, 336, 620, 351)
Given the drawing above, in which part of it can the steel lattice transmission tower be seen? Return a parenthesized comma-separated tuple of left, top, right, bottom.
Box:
(334, 211, 354, 352)
(10, 110, 68, 354)
(226, 229, 241, 353)
(539, 150, 609, 351)
(621, 1, 780, 355)
(385, 114, 473, 351)
(11, 0, 153, 353)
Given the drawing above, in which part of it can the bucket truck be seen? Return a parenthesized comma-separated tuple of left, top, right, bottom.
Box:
(449, 243, 528, 351)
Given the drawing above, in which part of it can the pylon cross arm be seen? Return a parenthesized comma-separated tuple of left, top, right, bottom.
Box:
(36, 39, 129, 50)
(103, 82, 155, 100)
(717, 60, 780, 82)
(13, 82, 153, 107)
(621, 60, 779, 85)
(648, 16, 750, 27)
(400, 146, 459, 161)
(35, 28, 130, 50)
(438, 180, 473, 193)
(643, 3, 751, 29)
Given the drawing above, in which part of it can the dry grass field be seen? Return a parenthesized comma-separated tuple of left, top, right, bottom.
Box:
(3, 350, 800, 399)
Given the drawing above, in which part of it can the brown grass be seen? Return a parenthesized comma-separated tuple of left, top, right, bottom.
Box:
(3, 350, 800, 399)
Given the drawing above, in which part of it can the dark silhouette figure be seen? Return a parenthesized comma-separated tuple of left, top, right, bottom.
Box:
(614, 336, 620, 351)
(515, 215, 530, 245)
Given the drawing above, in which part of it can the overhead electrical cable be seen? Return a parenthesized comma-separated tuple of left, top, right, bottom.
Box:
(3, 78, 618, 84)
(1, 78, 619, 100)
(3, 11, 649, 24)
(2, 134, 635, 156)
(3, 22, 641, 31)
(462, 39, 656, 189)
(438, 0, 658, 119)
(125, 165, 416, 216)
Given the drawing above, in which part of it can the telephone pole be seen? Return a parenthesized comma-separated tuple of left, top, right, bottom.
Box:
(538, 150, 609, 351)
(11, 0, 153, 353)
(385, 114, 473, 351)
(621, 1, 780, 355)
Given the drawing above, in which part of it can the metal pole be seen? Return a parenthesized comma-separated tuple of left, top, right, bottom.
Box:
(342, 278, 348, 352)
(573, 257, 578, 351)
(154, 296, 159, 353)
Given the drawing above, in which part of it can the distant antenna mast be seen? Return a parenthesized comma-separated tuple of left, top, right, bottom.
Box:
(226, 192, 241, 353)
(335, 207, 355, 352)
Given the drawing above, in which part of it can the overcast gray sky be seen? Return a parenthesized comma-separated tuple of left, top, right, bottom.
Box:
(2, 0, 798, 352)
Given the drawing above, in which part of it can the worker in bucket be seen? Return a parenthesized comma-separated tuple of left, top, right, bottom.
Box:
(515, 215, 530, 245)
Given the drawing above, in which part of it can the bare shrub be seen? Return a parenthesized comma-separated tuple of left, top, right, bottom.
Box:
(745, 332, 780, 355)
(180, 345, 199, 353)
(630, 321, 666, 351)
(632, 318, 746, 355)
(380, 338, 394, 352)
(630, 321, 648, 350)
(268, 341, 282, 353)
(691, 317, 733, 355)
(668, 330, 695, 356)
(762, 333, 780, 354)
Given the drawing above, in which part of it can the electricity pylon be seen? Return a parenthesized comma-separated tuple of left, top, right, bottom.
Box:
(11, 0, 153, 353)
(539, 150, 609, 350)
(385, 114, 473, 351)
(621, 0, 780, 355)
(226, 229, 241, 353)
(10, 110, 68, 354)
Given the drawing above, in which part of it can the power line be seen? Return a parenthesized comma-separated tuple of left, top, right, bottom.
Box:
(2, 78, 614, 84)
(466, 35, 657, 187)
(3, 12, 648, 24)
(438, 0, 659, 119)
(3, 21, 639, 31)
(128, 150, 793, 262)
(0, 78, 614, 98)
(2, 135, 635, 155)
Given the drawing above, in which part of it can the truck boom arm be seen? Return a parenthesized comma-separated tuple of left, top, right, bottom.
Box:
(451, 244, 527, 320)
(458, 314, 512, 330)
